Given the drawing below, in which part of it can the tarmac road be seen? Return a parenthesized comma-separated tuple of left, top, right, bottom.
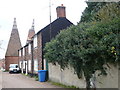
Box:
(0, 71, 2, 89)
(1, 71, 60, 88)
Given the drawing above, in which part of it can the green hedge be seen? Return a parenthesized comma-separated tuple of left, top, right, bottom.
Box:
(44, 3, 120, 88)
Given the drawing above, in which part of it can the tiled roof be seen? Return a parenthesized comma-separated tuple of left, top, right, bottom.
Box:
(37, 17, 73, 48)
(27, 29, 35, 42)
(5, 18, 22, 56)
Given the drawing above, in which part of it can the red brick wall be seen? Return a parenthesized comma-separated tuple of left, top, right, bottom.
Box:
(18, 33, 43, 73)
(25, 45, 29, 61)
(5, 56, 19, 71)
(37, 33, 43, 70)
(56, 5, 66, 18)
(33, 48, 37, 60)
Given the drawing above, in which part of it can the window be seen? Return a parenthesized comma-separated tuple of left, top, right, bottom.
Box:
(28, 44, 31, 54)
(23, 48, 25, 56)
(19, 50, 21, 57)
(28, 60, 31, 71)
(19, 61, 22, 69)
(23, 61, 26, 69)
(34, 59, 38, 72)
(34, 35, 37, 48)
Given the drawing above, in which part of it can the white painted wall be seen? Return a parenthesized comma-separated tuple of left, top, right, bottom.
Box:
(95, 64, 118, 88)
(48, 63, 119, 88)
(48, 63, 86, 88)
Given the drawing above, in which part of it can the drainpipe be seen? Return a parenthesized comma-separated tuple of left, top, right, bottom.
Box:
(42, 50, 44, 70)
(21, 49, 24, 74)
(25, 61, 28, 75)
(31, 41, 34, 77)
(18, 50, 20, 69)
(21, 61, 23, 74)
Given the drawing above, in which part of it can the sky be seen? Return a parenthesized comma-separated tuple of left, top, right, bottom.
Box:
(0, 0, 87, 59)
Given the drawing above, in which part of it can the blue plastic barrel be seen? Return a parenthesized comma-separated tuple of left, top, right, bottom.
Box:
(38, 70, 47, 82)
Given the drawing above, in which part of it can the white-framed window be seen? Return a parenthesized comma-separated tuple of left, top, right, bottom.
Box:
(28, 44, 31, 54)
(34, 35, 37, 48)
(23, 48, 25, 56)
(28, 60, 31, 71)
(23, 61, 27, 69)
(19, 61, 22, 69)
(34, 59, 38, 72)
(19, 50, 21, 57)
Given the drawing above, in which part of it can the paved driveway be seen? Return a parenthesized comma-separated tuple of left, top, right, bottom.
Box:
(1, 71, 60, 88)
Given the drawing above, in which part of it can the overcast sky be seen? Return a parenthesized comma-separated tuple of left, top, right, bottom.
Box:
(0, 0, 87, 59)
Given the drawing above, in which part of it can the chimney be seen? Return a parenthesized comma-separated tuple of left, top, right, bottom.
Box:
(56, 4, 66, 18)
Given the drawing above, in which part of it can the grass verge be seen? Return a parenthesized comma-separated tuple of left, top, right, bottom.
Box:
(48, 80, 79, 88)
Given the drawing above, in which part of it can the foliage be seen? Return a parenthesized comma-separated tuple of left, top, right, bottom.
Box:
(95, 3, 120, 21)
(80, 2, 106, 22)
(44, 2, 120, 89)
(44, 18, 120, 88)
(80, 2, 120, 23)
(34, 75, 38, 81)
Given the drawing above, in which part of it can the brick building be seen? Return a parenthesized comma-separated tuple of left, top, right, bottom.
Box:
(18, 4, 73, 75)
(5, 18, 22, 70)
(36, 4, 73, 71)
(18, 20, 35, 75)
